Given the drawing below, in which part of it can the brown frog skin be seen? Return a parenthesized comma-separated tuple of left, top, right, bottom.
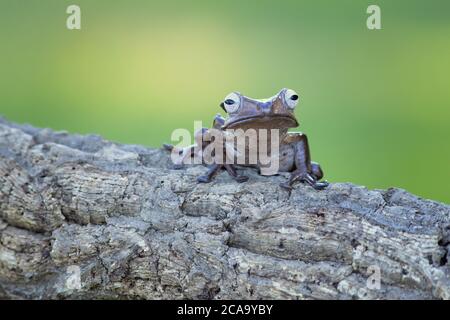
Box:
(164, 88, 328, 190)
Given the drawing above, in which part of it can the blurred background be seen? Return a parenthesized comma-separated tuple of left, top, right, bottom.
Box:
(0, 0, 449, 203)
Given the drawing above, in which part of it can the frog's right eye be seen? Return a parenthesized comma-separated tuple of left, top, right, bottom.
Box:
(221, 92, 241, 113)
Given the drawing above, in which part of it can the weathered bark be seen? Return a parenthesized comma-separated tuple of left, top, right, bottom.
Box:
(0, 117, 449, 300)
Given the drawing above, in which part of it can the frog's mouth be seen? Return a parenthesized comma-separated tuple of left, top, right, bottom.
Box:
(222, 114, 298, 130)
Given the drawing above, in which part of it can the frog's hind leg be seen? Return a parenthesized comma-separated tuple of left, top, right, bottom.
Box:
(163, 143, 175, 151)
(280, 133, 329, 190)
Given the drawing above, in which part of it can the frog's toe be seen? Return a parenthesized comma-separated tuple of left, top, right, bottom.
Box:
(282, 171, 329, 191)
(197, 175, 212, 183)
(312, 180, 329, 190)
(235, 175, 249, 183)
(280, 182, 293, 191)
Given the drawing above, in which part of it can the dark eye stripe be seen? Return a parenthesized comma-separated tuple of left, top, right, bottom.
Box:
(224, 99, 235, 105)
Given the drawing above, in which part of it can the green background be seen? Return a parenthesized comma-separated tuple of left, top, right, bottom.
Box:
(0, 0, 449, 203)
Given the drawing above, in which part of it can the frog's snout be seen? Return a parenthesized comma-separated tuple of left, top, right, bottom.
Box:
(257, 101, 273, 114)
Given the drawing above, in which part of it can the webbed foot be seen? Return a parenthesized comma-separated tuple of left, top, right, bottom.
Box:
(224, 164, 249, 183)
(196, 164, 249, 184)
(281, 171, 329, 191)
(312, 180, 329, 190)
(197, 164, 222, 184)
(234, 175, 249, 183)
(197, 175, 212, 183)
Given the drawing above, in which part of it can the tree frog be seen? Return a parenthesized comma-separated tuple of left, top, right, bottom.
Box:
(164, 89, 328, 190)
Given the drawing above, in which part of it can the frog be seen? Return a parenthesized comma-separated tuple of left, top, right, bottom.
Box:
(164, 88, 328, 190)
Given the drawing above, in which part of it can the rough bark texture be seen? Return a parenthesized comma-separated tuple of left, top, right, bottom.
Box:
(0, 117, 449, 300)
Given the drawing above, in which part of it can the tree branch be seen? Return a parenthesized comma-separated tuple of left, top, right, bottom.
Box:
(0, 117, 449, 299)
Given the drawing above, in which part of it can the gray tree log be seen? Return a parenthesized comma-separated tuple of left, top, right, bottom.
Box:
(0, 118, 449, 300)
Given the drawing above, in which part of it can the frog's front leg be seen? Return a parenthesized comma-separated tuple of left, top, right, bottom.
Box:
(280, 132, 329, 190)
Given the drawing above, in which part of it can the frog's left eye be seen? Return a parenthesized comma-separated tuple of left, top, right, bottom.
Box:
(284, 89, 300, 109)
(221, 92, 241, 113)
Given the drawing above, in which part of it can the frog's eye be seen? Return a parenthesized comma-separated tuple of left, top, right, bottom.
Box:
(284, 89, 299, 109)
(221, 92, 241, 113)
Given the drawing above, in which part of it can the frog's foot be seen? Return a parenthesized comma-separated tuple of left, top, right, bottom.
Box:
(197, 164, 248, 184)
(311, 180, 329, 190)
(224, 164, 249, 183)
(197, 164, 222, 183)
(281, 170, 329, 190)
(197, 175, 212, 183)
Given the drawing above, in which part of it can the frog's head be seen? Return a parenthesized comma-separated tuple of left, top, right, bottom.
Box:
(220, 88, 300, 130)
